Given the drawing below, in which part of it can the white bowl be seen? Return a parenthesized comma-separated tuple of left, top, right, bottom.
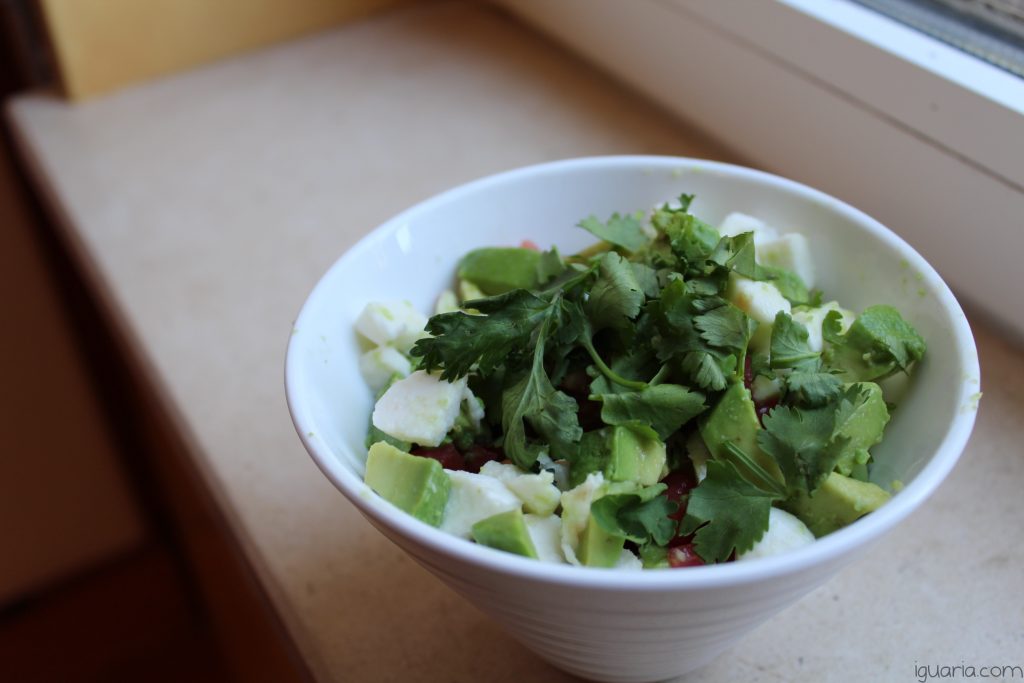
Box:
(285, 156, 980, 682)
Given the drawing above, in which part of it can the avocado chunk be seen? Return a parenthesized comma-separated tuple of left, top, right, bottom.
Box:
(364, 441, 450, 526)
(578, 512, 625, 568)
(785, 471, 891, 537)
(606, 425, 667, 487)
(471, 508, 539, 558)
(457, 247, 542, 295)
(832, 382, 890, 478)
(700, 382, 783, 484)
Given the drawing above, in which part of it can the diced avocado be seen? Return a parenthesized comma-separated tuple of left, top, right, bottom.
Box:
(364, 441, 450, 526)
(457, 247, 542, 295)
(578, 513, 625, 568)
(606, 425, 667, 487)
(471, 508, 539, 559)
(832, 382, 890, 477)
(699, 382, 783, 484)
(784, 471, 891, 537)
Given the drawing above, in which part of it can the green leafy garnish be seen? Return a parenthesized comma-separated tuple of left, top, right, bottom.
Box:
(769, 312, 820, 371)
(823, 305, 926, 381)
(680, 460, 783, 563)
(594, 384, 706, 440)
(578, 211, 649, 252)
(590, 487, 676, 546)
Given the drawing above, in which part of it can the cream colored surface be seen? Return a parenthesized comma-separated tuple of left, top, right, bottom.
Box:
(39, 0, 410, 99)
(7, 2, 1022, 680)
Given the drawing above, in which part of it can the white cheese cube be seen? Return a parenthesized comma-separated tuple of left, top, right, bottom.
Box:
(727, 274, 791, 324)
(719, 212, 779, 245)
(354, 300, 428, 352)
(792, 301, 855, 352)
(750, 375, 782, 404)
(757, 233, 815, 289)
(371, 370, 467, 447)
(440, 470, 522, 539)
(358, 346, 412, 394)
(524, 514, 566, 564)
(462, 385, 485, 429)
(479, 461, 562, 516)
(737, 508, 815, 561)
(559, 472, 606, 566)
(614, 549, 643, 570)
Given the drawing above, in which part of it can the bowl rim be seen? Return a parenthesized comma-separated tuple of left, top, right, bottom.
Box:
(285, 155, 981, 591)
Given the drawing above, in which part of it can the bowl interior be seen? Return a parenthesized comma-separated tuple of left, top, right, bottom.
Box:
(287, 156, 979, 566)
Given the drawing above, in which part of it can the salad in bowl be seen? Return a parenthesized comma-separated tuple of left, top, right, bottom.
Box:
(355, 194, 925, 569)
(286, 157, 977, 682)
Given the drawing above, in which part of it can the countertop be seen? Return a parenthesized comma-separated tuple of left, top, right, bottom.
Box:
(8, 2, 1023, 681)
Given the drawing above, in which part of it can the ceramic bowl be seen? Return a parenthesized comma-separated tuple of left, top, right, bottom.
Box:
(285, 156, 980, 682)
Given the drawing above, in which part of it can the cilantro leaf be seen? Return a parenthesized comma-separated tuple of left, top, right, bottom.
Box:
(591, 490, 677, 546)
(769, 312, 820, 371)
(757, 404, 848, 496)
(500, 311, 582, 469)
(586, 252, 645, 331)
(565, 430, 608, 488)
(578, 211, 649, 252)
(412, 289, 553, 380)
(681, 351, 735, 391)
(760, 264, 810, 305)
(631, 262, 660, 299)
(651, 199, 720, 274)
(695, 303, 757, 354)
(679, 459, 781, 563)
(594, 383, 707, 440)
(785, 371, 844, 407)
(719, 231, 761, 279)
(824, 305, 926, 380)
(536, 247, 566, 285)
(830, 383, 890, 476)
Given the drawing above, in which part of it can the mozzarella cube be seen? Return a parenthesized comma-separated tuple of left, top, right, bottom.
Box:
(462, 385, 485, 429)
(371, 370, 467, 447)
(719, 212, 779, 245)
(479, 461, 561, 516)
(737, 508, 815, 561)
(524, 514, 566, 564)
(440, 470, 522, 539)
(614, 549, 643, 570)
(757, 233, 815, 289)
(792, 301, 855, 352)
(559, 472, 606, 566)
(750, 374, 782, 404)
(727, 274, 791, 324)
(354, 300, 428, 352)
(358, 346, 412, 394)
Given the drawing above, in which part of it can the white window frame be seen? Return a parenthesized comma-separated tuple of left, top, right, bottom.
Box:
(497, 0, 1024, 338)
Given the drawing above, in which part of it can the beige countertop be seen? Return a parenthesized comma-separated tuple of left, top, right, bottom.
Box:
(8, 2, 1023, 681)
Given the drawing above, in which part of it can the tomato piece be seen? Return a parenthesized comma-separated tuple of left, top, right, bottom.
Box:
(519, 239, 540, 251)
(667, 542, 705, 568)
(463, 444, 504, 473)
(411, 444, 465, 471)
(662, 466, 698, 521)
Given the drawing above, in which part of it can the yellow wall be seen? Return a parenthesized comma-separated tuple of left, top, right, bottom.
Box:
(40, 0, 411, 100)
